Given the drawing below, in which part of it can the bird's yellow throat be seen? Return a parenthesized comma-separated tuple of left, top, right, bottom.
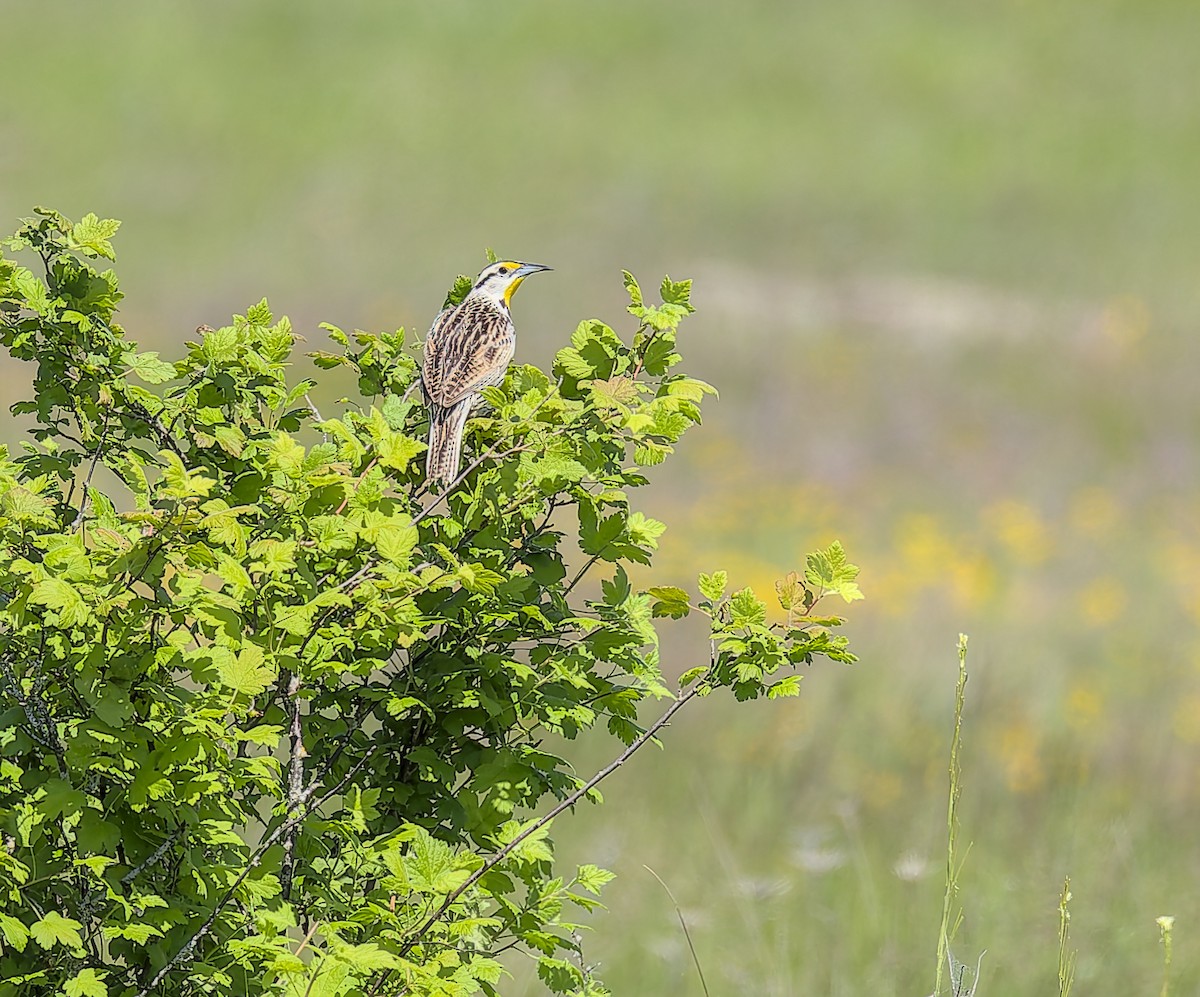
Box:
(503, 276, 525, 307)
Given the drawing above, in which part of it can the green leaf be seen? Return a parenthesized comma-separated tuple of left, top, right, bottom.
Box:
(381, 393, 411, 429)
(239, 725, 284, 748)
(11, 266, 51, 314)
(63, 968, 108, 997)
(213, 424, 246, 457)
(698, 570, 727, 602)
(767, 675, 803, 700)
(217, 644, 276, 697)
(538, 957, 583, 993)
(0, 914, 29, 952)
(245, 297, 273, 326)
(102, 923, 163, 944)
(127, 351, 177, 384)
(588, 376, 641, 410)
(375, 518, 419, 565)
(269, 432, 307, 478)
(335, 942, 400, 972)
(578, 507, 624, 557)
(805, 540, 864, 603)
(377, 431, 425, 472)
(647, 585, 690, 619)
(729, 587, 766, 628)
(622, 270, 643, 308)
(29, 911, 83, 952)
(201, 325, 239, 362)
(554, 346, 595, 380)
(575, 864, 615, 896)
(30, 577, 89, 628)
(70, 213, 121, 260)
(443, 274, 473, 308)
(659, 274, 695, 311)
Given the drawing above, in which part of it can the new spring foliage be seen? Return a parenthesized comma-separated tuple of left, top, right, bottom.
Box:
(0, 208, 858, 997)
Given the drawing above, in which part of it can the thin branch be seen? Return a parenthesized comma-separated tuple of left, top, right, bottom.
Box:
(280, 671, 306, 900)
(392, 669, 710, 961)
(410, 380, 564, 514)
(563, 551, 605, 597)
(334, 457, 379, 516)
(76, 411, 112, 535)
(132, 745, 379, 997)
(304, 392, 325, 425)
(628, 322, 655, 379)
(120, 825, 185, 886)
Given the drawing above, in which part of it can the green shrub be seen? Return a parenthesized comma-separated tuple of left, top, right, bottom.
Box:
(0, 208, 859, 997)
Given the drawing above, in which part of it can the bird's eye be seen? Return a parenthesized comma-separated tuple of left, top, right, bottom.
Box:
(498, 266, 510, 275)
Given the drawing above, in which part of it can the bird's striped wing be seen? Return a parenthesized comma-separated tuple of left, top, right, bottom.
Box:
(422, 298, 515, 408)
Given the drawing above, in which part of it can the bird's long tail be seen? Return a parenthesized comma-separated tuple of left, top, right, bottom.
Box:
(425, 400, 472, 487)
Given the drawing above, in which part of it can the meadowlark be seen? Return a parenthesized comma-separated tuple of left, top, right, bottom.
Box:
(421, 260, 552, 486)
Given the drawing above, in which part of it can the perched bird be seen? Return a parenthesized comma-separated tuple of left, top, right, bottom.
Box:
(421, 260, 552, 486)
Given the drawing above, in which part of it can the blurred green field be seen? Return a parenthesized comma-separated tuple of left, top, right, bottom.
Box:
(5, 0, 1200, 993)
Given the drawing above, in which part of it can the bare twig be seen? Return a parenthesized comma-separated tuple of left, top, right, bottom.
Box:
(304, 392, 325, 425)
(0, 650, 66, 772)
(280, 671, 306, 900)
(563, 551, 605, 597)
(120, 825, 185, 886)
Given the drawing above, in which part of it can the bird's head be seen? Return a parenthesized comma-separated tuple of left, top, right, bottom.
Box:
(471, 260, 552, 308)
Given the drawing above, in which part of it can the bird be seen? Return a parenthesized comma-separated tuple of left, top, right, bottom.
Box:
(421, 260, 552, 487)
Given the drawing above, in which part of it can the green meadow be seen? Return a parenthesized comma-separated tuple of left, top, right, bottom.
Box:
(4, 1, 1200, 992)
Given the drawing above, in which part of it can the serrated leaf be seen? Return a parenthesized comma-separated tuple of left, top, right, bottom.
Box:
(767, 675, 803, 699)
(239, 725, 284, 748)
(729, 587, 766, 628)
(659, 274, 695, 310)
(30, 577, 89, 628)
(381, 393, 411, 430)
(375, 519, 419, 565)
(201, 325, 239, 362)
(443, 275, 473, 309)
(127, 351, 177, 384)
(775, 571, 807, 614)
(554, 346, 594, 380)
(0, 914, 29, 952)
(217, 644, 276, 697)
(698, 570, 727, 602)
(30, 911, 83, 951)
(647, 585, 690, 619)
(269, 433, 306, 478)
(63, 967, 108, 997)
(11, 266, 52, 314)
(588, 376, 641, 410)
(575, 863, 615, 896)
(529, 453, 587, 486)
(102, 922, 163, 944)
(377, 432, 425, 472)
(622, 270, 643, 308)
(245, 298, 273, 326)
(71, 213, 121, 260)
(806, 540, 864, 603)
(213, 424, 246, 457)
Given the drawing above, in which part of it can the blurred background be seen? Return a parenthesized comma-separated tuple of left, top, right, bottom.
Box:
(5, 1, 1200, 992)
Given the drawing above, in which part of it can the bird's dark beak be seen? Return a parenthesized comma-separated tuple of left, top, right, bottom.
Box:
(515, 263, 553, 278)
